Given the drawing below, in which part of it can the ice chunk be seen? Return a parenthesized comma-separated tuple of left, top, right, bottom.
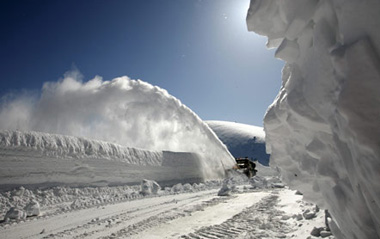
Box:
(310, 227, 323, 237)
(171, 183, 184, 193)
(4, 207, 27, 220)
(140, 179, 161, 196)
(24, 200, 41, 217)
(217, 179, 236, 196)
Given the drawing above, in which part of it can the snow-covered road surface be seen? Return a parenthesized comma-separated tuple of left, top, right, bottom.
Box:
(0, 186, 329, 239)
(130, 191, 269, 239)
(1, 189, 217, 238)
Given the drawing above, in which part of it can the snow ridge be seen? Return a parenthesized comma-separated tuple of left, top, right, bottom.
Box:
(0, 130, 163, 166)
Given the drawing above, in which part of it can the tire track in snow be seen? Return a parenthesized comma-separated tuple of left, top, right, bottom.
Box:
(180, 191, 294, 239)
(108, 196, 237, 238)
(71, 194, 224, 239)
(39, 189, 269, 239)
(0, 190, 219, 239)
(124, 190, 270, 239)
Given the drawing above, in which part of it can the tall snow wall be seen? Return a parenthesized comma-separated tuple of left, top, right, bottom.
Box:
(0, 130, 211, 190)
(247, 1, 380, 239)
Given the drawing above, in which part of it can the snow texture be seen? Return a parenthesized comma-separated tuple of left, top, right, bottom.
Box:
(247, 1, 380, 238)
(206, 120, 270, 166)
(0, 73, 235, 184)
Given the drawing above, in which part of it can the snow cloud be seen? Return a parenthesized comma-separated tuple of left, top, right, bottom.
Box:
(0, 71, 235, 176)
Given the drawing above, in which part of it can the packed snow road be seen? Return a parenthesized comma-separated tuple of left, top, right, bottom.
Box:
(0, 184, 330, 239)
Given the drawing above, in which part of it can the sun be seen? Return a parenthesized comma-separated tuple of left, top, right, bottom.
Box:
(229, 0, 251, 22)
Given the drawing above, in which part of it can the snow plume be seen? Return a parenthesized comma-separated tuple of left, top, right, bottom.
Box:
(247, 1, 380, 239)
(0, 71, 235, 180)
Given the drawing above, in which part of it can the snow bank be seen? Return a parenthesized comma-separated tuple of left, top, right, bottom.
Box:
(0, 130, 219, 190)
(0, 74, 236, 183)
(0, 181, 222, 221)
(247, 1, 380, 238)
(206, 121, 269, 165)
(0, 130, 163, 166)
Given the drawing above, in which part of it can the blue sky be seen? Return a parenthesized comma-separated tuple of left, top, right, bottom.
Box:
(0, 0, 283, 126)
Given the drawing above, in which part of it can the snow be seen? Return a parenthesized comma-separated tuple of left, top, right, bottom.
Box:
(0, 130, 226, 189)
(0, 174, 329, 239)
(24, 200, 40, 217)
(140, 179, 161, 196)
(0, 73, 236, 183)
(276, 189, 327, 239)
(0, 2, 346, 238)
(4, 207, 27, 221)
(247, 0, 380, 238)
(206, 120, 270, 166)
(217, 179, 237, 196)
(130, 191, 270, 239)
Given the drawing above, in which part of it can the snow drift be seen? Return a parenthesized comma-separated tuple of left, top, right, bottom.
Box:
(0, 73, 236, 188)
(206, 120, 269, 166)
(247, 1, 380, 238)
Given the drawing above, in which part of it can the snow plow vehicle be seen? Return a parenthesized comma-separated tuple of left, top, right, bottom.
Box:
(234, 157, 257, 178)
